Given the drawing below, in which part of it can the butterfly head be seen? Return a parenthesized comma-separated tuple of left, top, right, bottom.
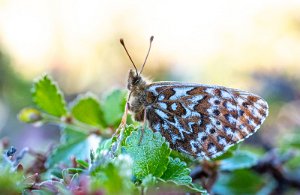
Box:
(127, 69, 143, 90)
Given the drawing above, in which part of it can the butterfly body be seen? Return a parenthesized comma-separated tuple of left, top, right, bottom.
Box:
(122, 37, 268, 160)
(127, 70, 268, 159)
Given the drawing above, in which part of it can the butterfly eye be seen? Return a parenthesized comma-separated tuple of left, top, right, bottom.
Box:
(133, 77, 140, 84)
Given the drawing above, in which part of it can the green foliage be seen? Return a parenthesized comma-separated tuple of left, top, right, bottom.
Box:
(122, 127, 171, 180)
(286, 155, 300, 170)
(46, 127, 89, 168)
(220, 151, 258, 171)
(122, 127, 206, 193)
(8, 74, 300, 194)
(90, 154, 135, 195)
(280, 129, 300, 150)
(161, 157, 192, 185)
(213, 169, 265, 195)
(213, 144, 239, 161)
(71, 93, 105, 127)
(0, 51, 32, 111)
(142, 176, 207, 194)
(102, 89, 127, 126)
(0, 166, 24, 194)
(121, 124, 136, 145)
(32, 75, 67, 117)
(0, 147, 25, 194)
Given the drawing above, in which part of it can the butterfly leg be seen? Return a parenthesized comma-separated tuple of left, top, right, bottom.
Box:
(138, 108, 147, 145)
(121, 102, 129, 127)
(111, 102, 129, 156)
(113, 102, 129, 137)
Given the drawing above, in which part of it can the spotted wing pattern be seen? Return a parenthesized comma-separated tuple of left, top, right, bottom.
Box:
(144, 82, 268, 159)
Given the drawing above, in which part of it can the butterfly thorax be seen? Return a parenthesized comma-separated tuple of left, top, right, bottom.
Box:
(127, 69, 149, 121)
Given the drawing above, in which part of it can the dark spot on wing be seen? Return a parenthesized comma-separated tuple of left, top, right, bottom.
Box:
(214, 99, 221, 105)
(207, 143, 215, 150)
(242, 102, 250, 108)
(209, 128, 216, 134)
(238, 110, 244, 116)
(224, 114, 230, 122)
(213, 109, 220, 116)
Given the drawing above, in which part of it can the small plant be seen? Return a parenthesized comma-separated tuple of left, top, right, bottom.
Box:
(0, 74, 299, 194)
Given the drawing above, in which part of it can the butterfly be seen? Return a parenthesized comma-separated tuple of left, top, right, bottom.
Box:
(120, 36, 269, 160)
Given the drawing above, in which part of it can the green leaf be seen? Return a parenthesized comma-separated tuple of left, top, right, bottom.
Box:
(147, 178, 207, 194)
(257, 180, 277, 195)
(67, 168, 84, 174)
(121, 125, 136, 145)
(46, 127, 89, 168)
(213, 144, 239, 161)
(26, 190, 53, 195)
(141, 174, 157, 187)
(46, 139, 89, 169)
(76, 159, 89, 169)
(122, 127, 171, 180)
(280, 130, 300, 150)
(18, 107, 42, 123)
(169, 150, 194, 165)
(32, 75, 67, 117)
(239, 145, 266, 157)
(161, 157, 192, 185)
(71, 93, 105, 127)
(95, 138, 114, 156)
(286, 153, 300, 170)
(213, 169, 265, 195)
(102, 89, 127, 126)
(188, 183, 208, 194)
(60, 126, 88, 144)
(220, 151, 259, 171)
(90, 154, 135, 195)
(140, 176, 207, 194)
(0, 167, 24, 194)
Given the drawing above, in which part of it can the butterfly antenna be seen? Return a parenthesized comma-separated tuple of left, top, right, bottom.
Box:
(139, 36, 154, 75)
(120, 38, 138, 75)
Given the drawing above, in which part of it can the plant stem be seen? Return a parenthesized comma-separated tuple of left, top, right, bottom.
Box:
(40, 113, 112, 138)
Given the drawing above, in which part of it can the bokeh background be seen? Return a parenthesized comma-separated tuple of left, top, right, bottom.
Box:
(0, 0, 300, 153)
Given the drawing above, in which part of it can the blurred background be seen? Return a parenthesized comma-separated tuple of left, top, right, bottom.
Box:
(0, 0, 300, 152)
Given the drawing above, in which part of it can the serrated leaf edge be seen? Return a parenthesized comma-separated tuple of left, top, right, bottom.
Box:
(69, 92, 100, 109)
(161, 157, 192, 185)
(123, 128, 171, 179)
(31, 74, 67, 116)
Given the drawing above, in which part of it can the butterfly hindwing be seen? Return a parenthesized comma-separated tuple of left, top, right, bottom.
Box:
(145, 82, 268, 159)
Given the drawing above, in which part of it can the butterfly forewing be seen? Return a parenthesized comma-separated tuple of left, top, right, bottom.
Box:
(144, 82, 268, 159)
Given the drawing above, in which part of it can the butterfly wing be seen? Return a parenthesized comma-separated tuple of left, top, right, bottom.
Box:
(144, 82, 268, 159)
